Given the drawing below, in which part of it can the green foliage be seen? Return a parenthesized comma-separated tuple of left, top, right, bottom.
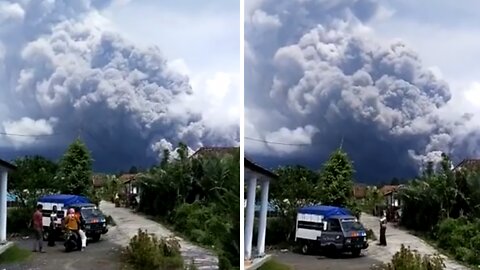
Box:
(124, 229, 183, 270)
(399, 153, 480, 267)
(366, 228, 377, 241)
(319, 149, 355, 207)
(271, 165, 320, 242)
(435, 218, 480, 265)
(138, 145, 239, 268)
(361, 187, 384, 215)
(100, 175, 121, 202)
(9, 156, 58, 206)
(7, 208, 32, 234)
(56, 139, 93, 195)
(0, 245, 31, 264)
(371, 245, 445, 270)
(258, 260, 292, 270)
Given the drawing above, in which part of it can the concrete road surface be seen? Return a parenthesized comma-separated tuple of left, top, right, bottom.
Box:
(0, 229, 124, 270)
(272, 249, 382, 270)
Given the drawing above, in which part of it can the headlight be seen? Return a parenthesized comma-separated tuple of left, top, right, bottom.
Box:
(103, 223, 106, 227)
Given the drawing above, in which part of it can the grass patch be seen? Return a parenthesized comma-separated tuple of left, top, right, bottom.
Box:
(258, 260, 292, 270)
(0, 245, 31, 264)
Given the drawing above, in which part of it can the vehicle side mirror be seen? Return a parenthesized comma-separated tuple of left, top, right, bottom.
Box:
(323, 221, 328, 231)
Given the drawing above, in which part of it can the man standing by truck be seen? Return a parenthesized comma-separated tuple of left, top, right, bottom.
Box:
(48, 205, 58, 247)
(32, 204, 45, 253)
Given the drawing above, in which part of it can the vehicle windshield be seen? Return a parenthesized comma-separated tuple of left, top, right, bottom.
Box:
(81, 208, 103, 218)
(341, 220, 364, 232)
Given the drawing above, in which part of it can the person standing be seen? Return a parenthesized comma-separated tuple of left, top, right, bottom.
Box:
(47, 205, 58, 247)
(379, 210, 387, 246)
(32, 204, 45, 253)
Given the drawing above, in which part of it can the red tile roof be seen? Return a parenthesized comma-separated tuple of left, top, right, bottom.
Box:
(453, 159, 480, 171)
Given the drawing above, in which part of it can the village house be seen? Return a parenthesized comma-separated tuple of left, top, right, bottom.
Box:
(0, 158, 16, 254)
(244, 157, 278, 270)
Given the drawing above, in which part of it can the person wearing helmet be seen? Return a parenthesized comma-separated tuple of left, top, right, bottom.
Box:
(74, 207, 87, 251)
(64, 208, 82, 250)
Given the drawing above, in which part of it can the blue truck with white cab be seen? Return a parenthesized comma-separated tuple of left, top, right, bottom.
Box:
(295, 205, 369, 257)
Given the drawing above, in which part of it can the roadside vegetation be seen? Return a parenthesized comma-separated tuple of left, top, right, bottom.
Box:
(127, 144, 240, 270)
(0, 244, 31, 264)
(258, 259, 292, 270)
(397, 154, 480, 266)
(123, 229, 192, 270)
(371, 244, 444, 270)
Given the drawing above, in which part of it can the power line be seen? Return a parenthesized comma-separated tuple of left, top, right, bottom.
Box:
(0, 131, 63, 137)
(244, 136, 311, 146)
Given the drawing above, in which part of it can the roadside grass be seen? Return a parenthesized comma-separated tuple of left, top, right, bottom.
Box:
(0, 245, 31, 264)
(258, 259, 292, 270)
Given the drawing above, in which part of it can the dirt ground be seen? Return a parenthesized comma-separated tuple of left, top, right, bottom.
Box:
(0, 230, 124, 270)
(271, 249, 382, 270)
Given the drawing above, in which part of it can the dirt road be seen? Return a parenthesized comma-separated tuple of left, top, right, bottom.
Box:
(0, 228, 124, 270)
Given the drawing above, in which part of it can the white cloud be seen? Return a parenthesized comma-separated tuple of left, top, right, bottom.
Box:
(2, 117, 57, 147)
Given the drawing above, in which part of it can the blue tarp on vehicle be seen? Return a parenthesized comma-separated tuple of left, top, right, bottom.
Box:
(37, 194, 90, 207)
(298, 205, 353, 218)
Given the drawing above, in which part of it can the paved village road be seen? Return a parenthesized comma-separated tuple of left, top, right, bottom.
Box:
(0, 231, 124, 270)
(99, 201, 219, 270)
(272, 249, 381, 270)
(360, 213, 472, 270)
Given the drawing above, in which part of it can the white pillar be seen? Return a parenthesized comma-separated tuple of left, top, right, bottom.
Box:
(257, 179, 270, 256)
(0, 170, 7, 243)
(244, 177, 257, 260)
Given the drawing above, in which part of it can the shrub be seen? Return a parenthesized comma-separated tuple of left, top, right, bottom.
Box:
(366, 228, 377, 241)
(371, 244, 445, 270)
(124, 229, 183, 270)
(7, 207, 32, 234)
(435, 218, 480, 265)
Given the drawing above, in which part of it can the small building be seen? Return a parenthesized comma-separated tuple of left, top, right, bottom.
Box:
(120, 173, 140, 197)
(0, 158, 16, 251)
(380, 185, 404, 222)
(244, 157, 278, 270)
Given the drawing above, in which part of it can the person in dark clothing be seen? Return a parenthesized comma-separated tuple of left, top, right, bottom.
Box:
(379, 211, 387, 246)
(47, 205, 58, 246)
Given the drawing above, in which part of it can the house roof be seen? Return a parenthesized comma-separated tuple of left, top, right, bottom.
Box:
(244, 157, 278, 179)
(190, 146, 239, 158)
(380, 185, 401, 196)
(453, 159, 480, 171)
(0, 158, 16, 171)
(119, 173, 138, 184)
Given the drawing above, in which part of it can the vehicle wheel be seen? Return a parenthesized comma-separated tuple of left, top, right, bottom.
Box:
(42, 231, 49, 241)
(300, 242, 310, 255)
(92, 234, 101, 242)
(352, 248, 361, 257)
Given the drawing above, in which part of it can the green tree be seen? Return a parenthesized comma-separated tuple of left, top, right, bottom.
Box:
(129, 166, 139, 174)
(271, 165, 320, 241)
(319, 148, 355, 207)
(56, 139, 93, 195)
(8, 155, 58, 207)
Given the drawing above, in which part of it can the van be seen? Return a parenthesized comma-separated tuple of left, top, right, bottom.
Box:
(37, 194, 107, 241)
(295, 205, 368, 257)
